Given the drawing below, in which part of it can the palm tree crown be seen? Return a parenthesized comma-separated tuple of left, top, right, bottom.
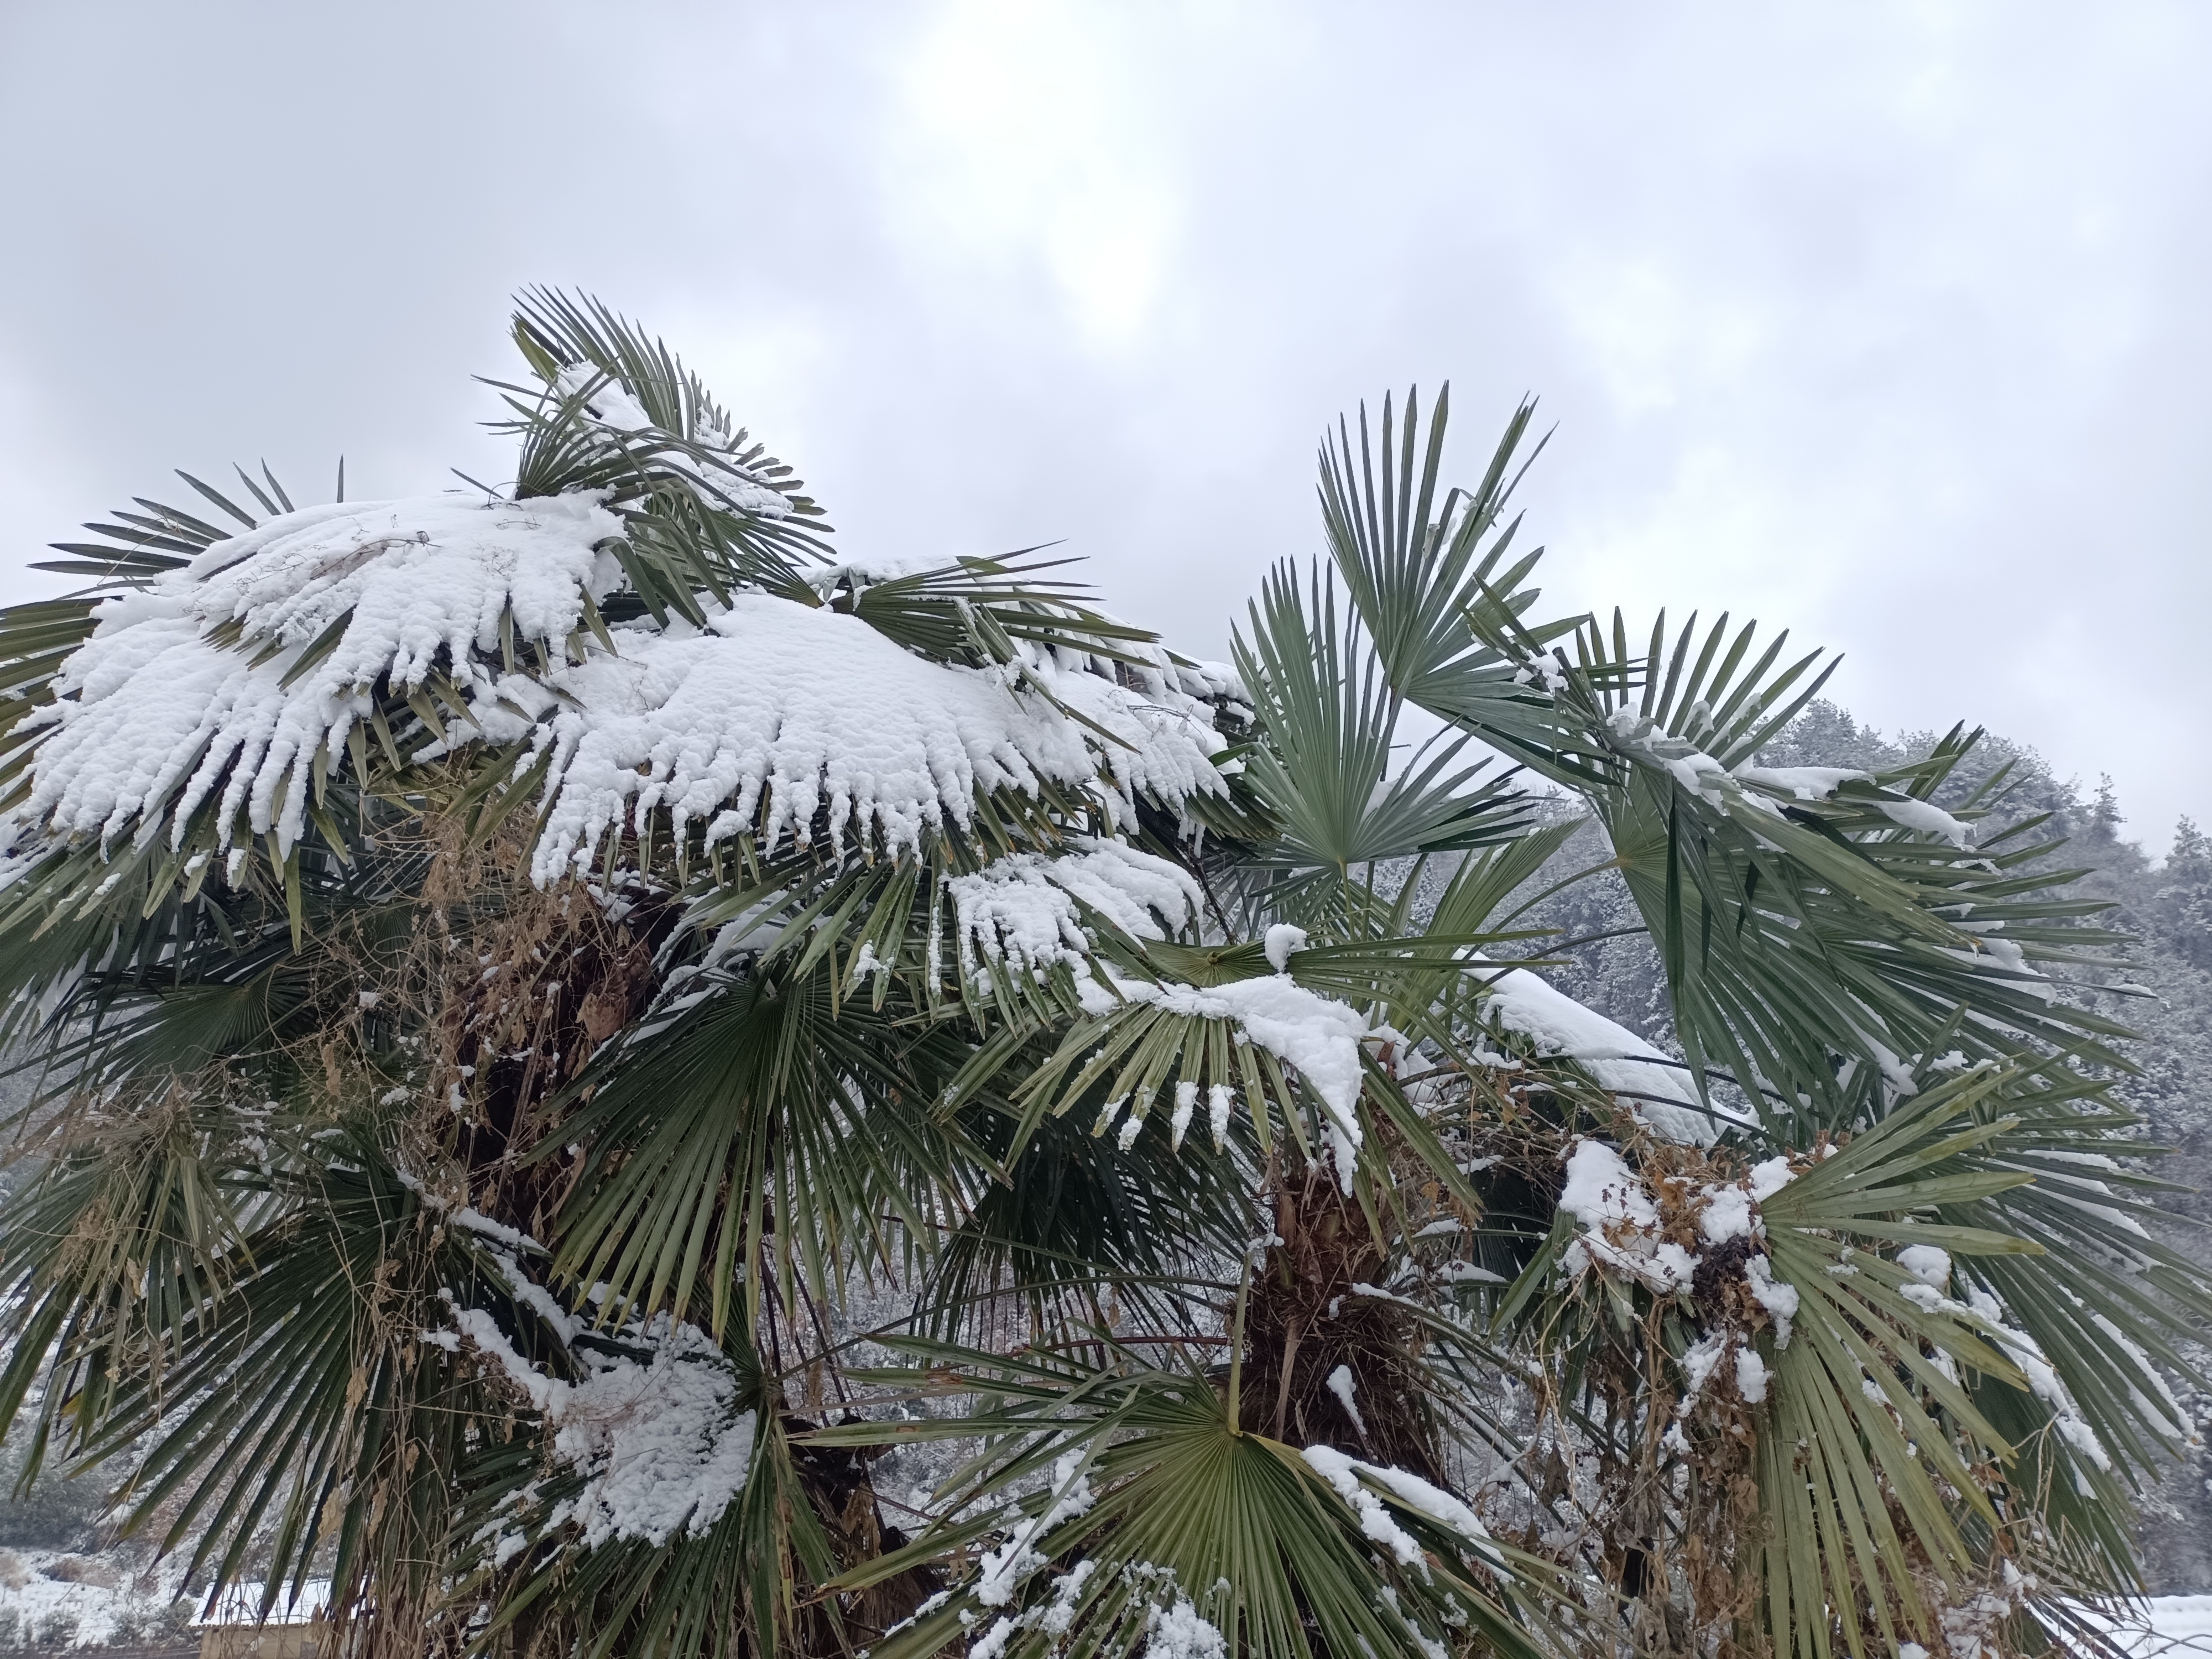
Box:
(0, 291, 2198, 1659)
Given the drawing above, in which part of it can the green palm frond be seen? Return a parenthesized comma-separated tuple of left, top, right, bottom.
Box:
(495, 287, 831, 618)
(915, 1095, 1256, 1342)
(0, 1091, 248, 1473)
(67, 1130, 561, 1626)
(1229, 560, 1527, 938)
(545, 954, 989, 1338)
(1421, 599, 2141, 1130)
(817, 1340, 1553, 1659)
(1750, 1081, 2046, 1658)
(1316, 387, 1580, 742)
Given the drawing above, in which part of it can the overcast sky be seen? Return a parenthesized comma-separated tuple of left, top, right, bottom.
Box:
(2, 2, 2204, 845)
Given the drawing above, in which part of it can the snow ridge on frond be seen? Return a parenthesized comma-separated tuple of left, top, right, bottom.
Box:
(494, 597, 1231, 881)
(13, 495, 1235, 879)
(22, 493, 623, 858)
(1476, 961, 1732, 1145)
(945, 838, 1203, 979)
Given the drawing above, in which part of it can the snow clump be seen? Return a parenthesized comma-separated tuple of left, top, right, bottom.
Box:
(19, 494, 622, 863)
(945, 840, 1202, 981)
(1078, 968, 1384, 1182)
(1477, 964, 1730, 1145)
(445, 1298, 757, 1549)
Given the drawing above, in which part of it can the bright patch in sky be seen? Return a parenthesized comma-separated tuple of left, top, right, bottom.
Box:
(899, 0, 1176, 349)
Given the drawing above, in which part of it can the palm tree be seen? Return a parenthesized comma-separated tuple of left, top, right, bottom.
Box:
(0, 291, 2199, 1659)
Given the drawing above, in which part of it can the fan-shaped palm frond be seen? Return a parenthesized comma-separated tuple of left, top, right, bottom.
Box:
(545, 953, 989, 1339)
(817, 1339, 1554, 1659)
(1230, 559, 1527, 935)
(74, 1130, 568, 1628)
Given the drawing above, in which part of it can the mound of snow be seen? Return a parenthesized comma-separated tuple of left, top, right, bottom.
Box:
(1478, 964, 1732, 1144)
(19, 494, 622, 862)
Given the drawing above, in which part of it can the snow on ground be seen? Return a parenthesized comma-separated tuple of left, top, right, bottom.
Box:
(0, 1547, 195, 1647)
(4, 1531, 2212, 1652)
(2085, 1595, 2212, 1657)
(0, 1552, 332, 1647)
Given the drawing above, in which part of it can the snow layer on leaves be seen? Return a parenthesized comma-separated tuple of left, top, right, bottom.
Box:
(2027, 1149, 2151, 1239)
(1744, 1254, 1799, 1345)
(1698, 1157, 1793, 1244)
(1734, 765, 1868, 799)
(1167, 1079, 1200, 1147)
(1146, 1598, 1228, 1659)
(1301, 1446, 1501, 1573)
(1561, 1142, 1802, 1349)
(1603, 709, 1736, 806)
(1076, 968, 1377, 1176)
(1040, 1562, 1097, 1637)
(1678, 1333, 1730, 1405)
(22, 494, 622, 859)
(509, 597, 1231, 881)
(1697, 1185, 1758, 1245)
(1046, 637, 1247, 715)
(1035, 648, 1238, 816)
(448, 1303, 757, 1548)
(1609, 712, 1979, 847)
(186, 494, 619, 682)
(1735, 1347, 1771, 1404)
(19, 501, 1234, 887)
(974, 1453, 1095, 1608)
(2088, 1311, 2197, 1442)
(1206, 1082, 1234, 1150)
(1897, 1245, 1953, 1289)
(947, 839, 1201, 977)
(1872, 795, 1974, 847)
(1677, 1332, 1771, 1410)
(1937, 927, 2058, 1003)
(1558, 1140, 1698, 1293)
(1477, 964, 1723, 1144)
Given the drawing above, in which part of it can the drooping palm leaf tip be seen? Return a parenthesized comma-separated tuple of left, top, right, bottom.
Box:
(0, 289, 2196, 1659)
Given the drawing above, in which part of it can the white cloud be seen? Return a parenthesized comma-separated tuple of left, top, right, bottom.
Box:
(891, 0, 1179, 350)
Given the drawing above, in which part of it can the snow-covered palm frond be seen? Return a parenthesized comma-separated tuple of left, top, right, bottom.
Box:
(815, 1340, 1554, 1659)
